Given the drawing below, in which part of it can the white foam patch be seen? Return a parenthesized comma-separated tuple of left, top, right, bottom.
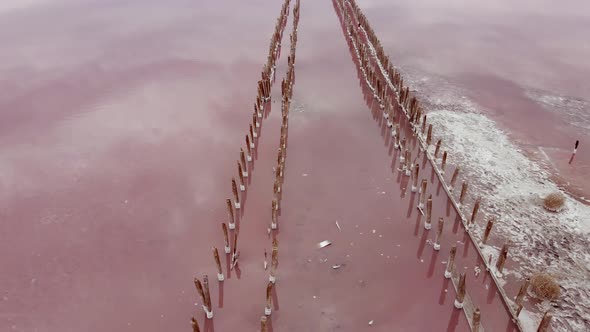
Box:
(427, 109, 590, 331)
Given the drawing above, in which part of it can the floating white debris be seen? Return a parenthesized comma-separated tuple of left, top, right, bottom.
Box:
(372, 229, 376, 234)
(302, 173, 308, 177)
(368, 320, 374, 326)
(317, 240, 332, 249)
(335, 221, 341, 231)
(332, 264, 342, 269)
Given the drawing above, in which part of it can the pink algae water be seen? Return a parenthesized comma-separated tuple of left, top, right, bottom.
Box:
(0, 0, 587, 331)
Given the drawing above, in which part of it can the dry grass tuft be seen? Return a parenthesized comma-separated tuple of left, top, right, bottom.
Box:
(543, 192, 565, 212)
(530, 273, 560, 301)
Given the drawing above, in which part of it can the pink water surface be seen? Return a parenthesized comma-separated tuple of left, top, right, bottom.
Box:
(0, 0, 581, 331)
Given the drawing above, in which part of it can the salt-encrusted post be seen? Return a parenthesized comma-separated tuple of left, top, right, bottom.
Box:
(496, 244, 509, 274)
(441, 151, 448, 174)
(458, 181, 468, 207)
(470, 198, 481, 226)
(264, 282, 273, 315)
(445, 245, 457, 279)
(411, 164, 420, 192)
(226, 199, 235, 229)
(222, 223, 231, 253)
(454, 272, 466, 309)
(479, 218, 494, 248)
(425, 195, 433, 230)
(433, 217, 444, 250)
(232, 179, 241, 209)
(212, 247, 224, 281)
(434, 139, 442, 159)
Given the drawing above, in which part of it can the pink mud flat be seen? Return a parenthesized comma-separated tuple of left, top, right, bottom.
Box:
(0, 0, 556, 331)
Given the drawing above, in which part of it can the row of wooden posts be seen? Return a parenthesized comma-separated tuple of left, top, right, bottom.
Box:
(337, 0, 551, 330)
(190, 1, 295, 331)
(264, 0, 300, 327)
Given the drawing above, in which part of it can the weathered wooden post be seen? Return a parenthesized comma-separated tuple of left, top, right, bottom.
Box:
(213, 247, 224, 281)
(232, 179, 241, 209)
(418, 180, 428, 211)
(454, 272, 466, 309)
(441, 151, 448, 174)
(191, 317, 201, 332)
(411, 164, 420, 192)
(269, 246, 278, 283)
(459, 181, 468, 207)
(425, 195, 433, 230)
(426, 124, 433, 146)
(496, 244, 509, 274)
(479, 218, 494, 248)
(434, 139, 442, 159)
(226, 199, 235, 229)
(445, 245, 457, 279)
(470, 198, 481, 226)
(433, 217, 444, 250)
(264, 282, 274, 315)
(222, 223, 231, 253)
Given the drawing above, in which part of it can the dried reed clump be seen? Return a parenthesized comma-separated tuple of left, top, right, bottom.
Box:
(543, 192, 565, 212)
(530, 273, 560, 301)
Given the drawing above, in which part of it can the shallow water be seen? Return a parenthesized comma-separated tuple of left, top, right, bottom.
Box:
(0, 0, 588, 331)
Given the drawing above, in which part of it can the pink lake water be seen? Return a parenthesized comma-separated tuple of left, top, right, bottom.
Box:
(0, 0, 588, 331)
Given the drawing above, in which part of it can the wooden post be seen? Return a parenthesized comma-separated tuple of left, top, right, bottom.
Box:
(261, 316, 268, 332)
(238, 164, 246, 191)
(454, 272, 466, 309)
(441, 151, 447, 174)
(203, 275, 212, 316)
(265, 282, 274, 315)
(516, 304, 523, 317)
(241, 147, 250, 165)
(472, 308, 481, 332)
(470, 198, 480, 226)
(450, 167, 460, 192)
(433, 217, 444, 250)
(434, 139, 442, 159)
(421, 115, 427, 134)
(418, 179, 428, 210)
(269, 246, 278, 283)
(445, 245, 457, 278)
(425, 195, 433, 230)
(479, 218, 494, 248)
(222, 223, 231, 253)
(459, 181, 468, 206)
(271, 205, 278, 230)
(515, 278, 530, 305)
(537, 312, 552, 332)
(405, 150, 412, 176)
(232, 230, 239, 267)
(496, 244, 508, 274)
(213, 247, 224, 281)
(226, 199, 235, 229)
(412, 164, 420, 192)
(232, 180, 241, 209)
(194, 278, 210, 316)
(426, 124, 433, 146)
(250, 124, 257, 141)
(191, 317, 201, 332)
